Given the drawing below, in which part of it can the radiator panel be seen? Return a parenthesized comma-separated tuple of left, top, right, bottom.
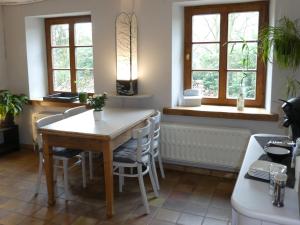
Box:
(160, 122, 251, 171)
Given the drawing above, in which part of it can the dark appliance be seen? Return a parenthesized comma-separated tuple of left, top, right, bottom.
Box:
(282, 97, 300, 141)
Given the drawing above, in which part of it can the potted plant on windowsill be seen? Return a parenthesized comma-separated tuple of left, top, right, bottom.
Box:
(259, 17, 300, 98)
(87, 92, 108, 121)
(0, 90, 29, 128)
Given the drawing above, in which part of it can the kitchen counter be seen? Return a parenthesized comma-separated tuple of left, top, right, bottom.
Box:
(231, 134, 300, 225)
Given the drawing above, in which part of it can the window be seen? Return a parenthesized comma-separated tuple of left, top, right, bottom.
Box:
(184, 2, 269, 107)
(45, 16, 94, 94)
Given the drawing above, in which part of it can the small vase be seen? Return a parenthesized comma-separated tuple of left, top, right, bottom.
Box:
(237, 86, 245, 111)
(93, 110, 103, 121)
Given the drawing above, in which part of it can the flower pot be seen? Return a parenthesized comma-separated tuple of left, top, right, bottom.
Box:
(93, 110, 103, 121)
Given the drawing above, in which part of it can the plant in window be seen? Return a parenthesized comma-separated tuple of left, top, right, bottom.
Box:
(228, 39, 252, 110)
(259, 17, 300, 98)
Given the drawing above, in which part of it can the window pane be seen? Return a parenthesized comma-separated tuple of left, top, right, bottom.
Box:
(192, 14, 220, 42)
(52, 48, 70, 69)
(227, 42, 257, 70)
(192, 44, 219, 70)
(51, 24, 69, 46)
(192, 71, 219, 98)
(75, 22, 93, 46)
(76, 47, 93, 69)
(53, 70, 71, 92)
(228, 12, 259, 41)
(227, 72, 256, 99)
(76, 70, 94, 93)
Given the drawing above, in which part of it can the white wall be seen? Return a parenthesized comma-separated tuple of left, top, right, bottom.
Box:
(25, 17, 47, 99)
(0, 6, 7, 89)
(2, 0, 300, 144)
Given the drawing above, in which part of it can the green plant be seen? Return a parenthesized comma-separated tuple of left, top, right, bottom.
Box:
(87, 92, 107, 111)
(260, 17, 300, 69)
(259, 17, 300, 98)
(0, 90, 28, 127)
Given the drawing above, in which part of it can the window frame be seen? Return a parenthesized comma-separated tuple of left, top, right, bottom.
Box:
(184, 1, 269, 107)
(45, 15, 93, 94)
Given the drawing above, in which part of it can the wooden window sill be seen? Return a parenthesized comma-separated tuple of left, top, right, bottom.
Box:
(163, 105, 279, 121)
(29, 99, 86, 108)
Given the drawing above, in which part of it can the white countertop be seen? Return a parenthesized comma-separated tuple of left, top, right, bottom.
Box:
(231, 134, 300, 225)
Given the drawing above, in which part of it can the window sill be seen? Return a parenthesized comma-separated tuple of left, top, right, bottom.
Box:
(163, 105, 279, 121)
(29, 99, 86, 108)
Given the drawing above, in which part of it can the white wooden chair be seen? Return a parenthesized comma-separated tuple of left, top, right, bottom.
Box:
(150, 111, 165, 188)
(35, 114, 87, 200)
(123, 111, 165, 190)
(63, 106, 95, 180)
(113, 119, 159, 214)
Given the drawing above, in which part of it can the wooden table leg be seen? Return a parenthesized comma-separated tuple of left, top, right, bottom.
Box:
(43, 135, 55, 206)
(103, 141, 114, 218)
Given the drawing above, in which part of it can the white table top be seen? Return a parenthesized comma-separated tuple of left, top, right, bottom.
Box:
(231, 134, 300, 225)
(40, 107, 154, 140)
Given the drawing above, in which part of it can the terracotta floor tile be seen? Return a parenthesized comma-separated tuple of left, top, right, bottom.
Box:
(0, 150, 236, 225)
(206, 207, 231, 221)
(48, 212, 78, 225)
(149, 219, 176, 225)
(183, 202, 208, 216)
(202, 217, 228, 225)
(155, 208, 180, 223)
(17, 217, 48, 225)
(0, 212, 28, 225)
(177, 213, 203, 225)
(70, 216, 98, 225)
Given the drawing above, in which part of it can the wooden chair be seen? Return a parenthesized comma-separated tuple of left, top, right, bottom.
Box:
(35, 114, 87, 200)
(123, 111, 165, 190)
(113, 119, 159, 214)
(63, 106, 96, 180)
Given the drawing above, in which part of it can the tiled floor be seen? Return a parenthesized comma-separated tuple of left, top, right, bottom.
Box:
(0, 150, 235, 225)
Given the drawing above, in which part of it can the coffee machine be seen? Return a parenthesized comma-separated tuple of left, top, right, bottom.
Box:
(282, 97, 300, 141)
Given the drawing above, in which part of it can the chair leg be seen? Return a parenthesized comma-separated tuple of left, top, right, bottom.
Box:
(81, 153, 87, 188)
(148, 164, 159, 198)
(35, 152, 44, 195)
(118, 167, 124, 192)
(151, 156, 160, 190)
(63, 159, 70, 200)
(137, 165, 150, 214)
(53, 159, 59, 196)
(157, 150, 165, 179)
(89, 151, 94, 180)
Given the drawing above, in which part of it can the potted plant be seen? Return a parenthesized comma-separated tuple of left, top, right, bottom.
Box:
(259, 17, 300, 98)
(0, 90, 29, 128)
(87, 92, 108, 121)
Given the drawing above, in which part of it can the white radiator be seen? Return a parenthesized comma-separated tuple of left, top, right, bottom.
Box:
(160, 122, 251, 171)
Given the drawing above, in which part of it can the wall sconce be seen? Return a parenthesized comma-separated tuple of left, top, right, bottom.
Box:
(116, 13, 138, 96)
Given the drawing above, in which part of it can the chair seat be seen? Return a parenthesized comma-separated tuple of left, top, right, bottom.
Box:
(113, 147, 149, 164)
(122, 138, 159, 150)
(53, 147, 82, 158)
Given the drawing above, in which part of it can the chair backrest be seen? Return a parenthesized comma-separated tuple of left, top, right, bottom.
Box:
(132, 119, 154, 161)
(35, 114, 64, 149)
(151, 111, 161, 141)
(63, 106, 87, 118)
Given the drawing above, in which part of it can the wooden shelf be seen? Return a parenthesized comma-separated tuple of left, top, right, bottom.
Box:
(163, 105, 279, 121)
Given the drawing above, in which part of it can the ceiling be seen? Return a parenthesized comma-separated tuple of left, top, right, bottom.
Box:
(0, 0, 45, 5)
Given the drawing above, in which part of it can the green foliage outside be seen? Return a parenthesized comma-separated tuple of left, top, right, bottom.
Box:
(51, 23, 94, 93)
(192, 12, 259, 100)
